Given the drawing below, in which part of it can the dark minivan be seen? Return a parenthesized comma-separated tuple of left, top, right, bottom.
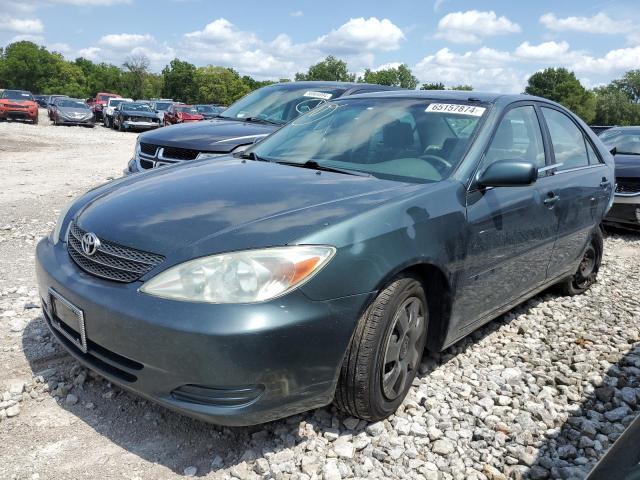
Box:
(126, 81, 398, 173)
(37, 91, 614, 425)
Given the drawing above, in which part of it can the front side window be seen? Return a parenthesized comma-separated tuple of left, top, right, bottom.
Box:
(249, 99, 487, 183)
(483, 106, 546, 169)
(541, 107, 589, 170)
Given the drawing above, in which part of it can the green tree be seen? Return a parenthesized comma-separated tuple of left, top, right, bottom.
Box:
(242, 75, 275, 91)
(42, 60, 87, 97)
(295, 55, 355, 82)
(612, 69, 640, 102)
(450, 84, 473, 91)
(122, 54, 150, 99)
(525, 68, 596, 122)
(161, 58, 198, 102)
(420, 82, 445, 90)
(359, 64, 418, 89)
(194, 66, 251, 105)
(593, 83, 640, 126)
(0, 41, 59, 93)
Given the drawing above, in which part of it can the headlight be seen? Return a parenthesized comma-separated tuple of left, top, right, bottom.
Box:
(196, 152, 225, 160)
(51, 200, 75, 245)
(140, 245, 335, 303)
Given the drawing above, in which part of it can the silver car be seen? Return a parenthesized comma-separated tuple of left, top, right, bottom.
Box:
(51, 98, 95, 127)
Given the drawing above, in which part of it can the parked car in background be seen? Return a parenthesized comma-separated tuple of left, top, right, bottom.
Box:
(162, 104, 204, 126)
(599, 126, 640, 230)
(149, 99, 174, 123)
(127, 81, 399, 173)
(38, 91, 614, 426)
(113, 101, 161, 131)
(195, 104, 225, 119)
(590, 125, 615, 135)
(50, 98, 95, 127)
(34, 95, 48, 108)
(47, 95, 68, 120)
(88, 92, 120, 121)
(0, 90, 39, 124)
(103, 97, 133, 128)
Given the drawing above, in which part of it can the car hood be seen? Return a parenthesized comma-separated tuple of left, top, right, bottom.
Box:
(59, 107, 91, 115)
(138, 118, 277, 153)
(614, 154, 640, 177)
(75, 158, 407, 261)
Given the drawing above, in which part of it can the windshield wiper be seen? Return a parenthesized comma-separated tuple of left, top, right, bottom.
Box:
(275, 160, 370, 177)
(234, 151, 271, 162)
(243, 117, 283, 126)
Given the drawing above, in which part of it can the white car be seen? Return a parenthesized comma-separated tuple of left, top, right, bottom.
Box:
(103, 97, 133, 128)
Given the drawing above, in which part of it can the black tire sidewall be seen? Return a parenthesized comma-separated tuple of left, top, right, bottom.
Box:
(368, 277, 428, 419)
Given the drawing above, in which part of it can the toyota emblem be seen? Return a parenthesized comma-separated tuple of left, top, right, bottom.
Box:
(81, 232, 101, 256)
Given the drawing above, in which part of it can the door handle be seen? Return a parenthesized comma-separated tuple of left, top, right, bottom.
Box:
(544, 192, 559, 207)
(600, 177, 610, 189)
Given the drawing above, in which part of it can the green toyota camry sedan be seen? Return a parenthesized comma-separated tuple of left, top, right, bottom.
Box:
(36, 91, 614, 425)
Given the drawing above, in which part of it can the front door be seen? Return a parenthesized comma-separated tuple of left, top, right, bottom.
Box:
(456, 104, 558, 330)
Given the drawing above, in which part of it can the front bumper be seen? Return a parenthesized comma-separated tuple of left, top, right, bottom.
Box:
(0, 109, 37, 121)
(122, 120, 159, 130)
(35, 236, 367, 425)
(57, 117, 94, 126)
(604, 195, 640, 229)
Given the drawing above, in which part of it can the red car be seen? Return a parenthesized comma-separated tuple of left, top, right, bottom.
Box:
(163, 104, 204, 125)
(87, 92, 120, 121)
(0, 90, 39, 124)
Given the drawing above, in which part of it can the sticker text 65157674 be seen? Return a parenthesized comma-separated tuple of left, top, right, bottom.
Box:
(426, 103, 486, 117)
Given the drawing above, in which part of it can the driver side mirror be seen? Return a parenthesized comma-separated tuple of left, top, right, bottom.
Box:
(477, 160, 538, 188)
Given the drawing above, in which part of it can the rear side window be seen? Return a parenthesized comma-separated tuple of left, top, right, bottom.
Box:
(585, 140, 602, 165)
(484, 106, 546, 169)
(541, 107, 589, 170)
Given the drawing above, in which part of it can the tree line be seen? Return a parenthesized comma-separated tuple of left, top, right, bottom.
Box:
(1, 40, 639, 125)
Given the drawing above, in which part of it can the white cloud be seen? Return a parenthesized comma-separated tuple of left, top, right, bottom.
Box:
(9, 34, 45, 44)
(413, 47, 523, 92)
(98, 33, 154, 49)
(0, 17, 44, 34)
(435, 10, 520, 44)
(314, 17, 405, 53)
(77, 46, 102, 60)
(569, 46, 640, 75)
(290, 11, 303, 17)
(540, 12, 632, 34)
(515, 41, 570, 61)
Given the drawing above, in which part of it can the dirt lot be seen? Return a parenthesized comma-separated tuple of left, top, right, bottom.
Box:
(0, 111, 639, 480)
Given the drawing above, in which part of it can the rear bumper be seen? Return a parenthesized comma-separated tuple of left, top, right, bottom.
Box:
(604, 195, 640, 229)
(35, 236, 367, 425)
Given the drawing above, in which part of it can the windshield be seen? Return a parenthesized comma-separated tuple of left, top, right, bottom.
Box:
(177, 106, 198, 114)
(124, 103, 152, 112)
(58, 99, 89, 109)
(99, 95, 117, 101)
(221, 85, 346, 125)
(155, 102, 172, 110)
(196, 105, 219, 113)
(2, 90, 34, 101)
(250, 98, 487, 183)
(599, 129, 640, 155)
(109, 99, 127, 107)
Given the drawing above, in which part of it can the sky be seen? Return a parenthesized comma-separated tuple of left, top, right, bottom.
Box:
(1, 0, 640, 93)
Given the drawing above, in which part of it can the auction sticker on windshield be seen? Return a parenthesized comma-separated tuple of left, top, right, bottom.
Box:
(304, 91, 333, 100)
(426, 103, 486, 116)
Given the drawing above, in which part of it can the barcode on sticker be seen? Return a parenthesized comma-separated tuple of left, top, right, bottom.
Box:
(426, 103, 486, 116)
(304, 91, 333, 100)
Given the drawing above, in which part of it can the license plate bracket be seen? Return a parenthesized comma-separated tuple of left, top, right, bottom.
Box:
(48, 287, 87, 353)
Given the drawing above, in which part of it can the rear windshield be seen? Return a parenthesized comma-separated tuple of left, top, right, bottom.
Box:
(251, 98, 487, 183)
(154, 102, 172, 110)
(177, 106, 198, 114)
(2, 90, 34, 101)
(99, 95, 117, 101)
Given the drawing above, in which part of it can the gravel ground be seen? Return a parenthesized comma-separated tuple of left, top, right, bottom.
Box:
(1, 112, 639, 480)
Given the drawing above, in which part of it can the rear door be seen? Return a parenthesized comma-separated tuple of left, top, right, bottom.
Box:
(536, 105, 612, 279)
(458, 103, 558, 326)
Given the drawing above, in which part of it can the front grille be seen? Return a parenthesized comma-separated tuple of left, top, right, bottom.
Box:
(162, 146, 200, 161)
(140, 142, 158, 156)
(8, 104, 28, 109)
(67, 223, 164, 283)
(616, 178, 640, 194)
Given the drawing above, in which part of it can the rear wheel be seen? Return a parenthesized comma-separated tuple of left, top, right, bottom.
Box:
(335, 276, 428, 421)
(556, 228, 603, 296)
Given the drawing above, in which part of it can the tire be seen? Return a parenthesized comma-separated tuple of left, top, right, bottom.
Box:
(555, 227, 603, 296)
(33, 115, 38, 125)
(104, 116, 110, 128)
(335, 275, 428, 421)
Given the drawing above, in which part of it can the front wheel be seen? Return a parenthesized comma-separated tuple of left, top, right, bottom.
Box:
(555, 227, 603, 296)
(335, 276, 428, 421)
